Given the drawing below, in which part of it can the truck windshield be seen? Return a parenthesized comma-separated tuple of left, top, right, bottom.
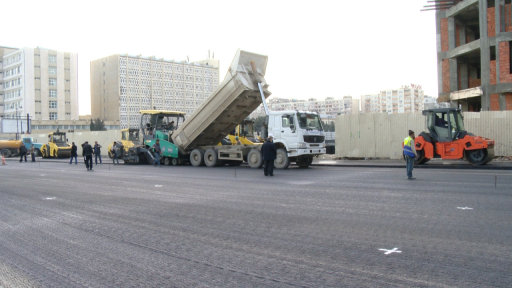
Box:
(53, 134, 66, 143)
(297, 113, 323, 131)
(453, 111, 465, 131)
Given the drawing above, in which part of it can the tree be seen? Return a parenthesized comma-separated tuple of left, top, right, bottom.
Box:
(90, 118, 106, 131)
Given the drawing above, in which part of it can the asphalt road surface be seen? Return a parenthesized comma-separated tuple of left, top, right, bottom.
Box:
(0, 161, 511, 287)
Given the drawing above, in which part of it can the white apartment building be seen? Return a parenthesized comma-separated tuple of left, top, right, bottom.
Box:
(251, 96, 359, 118)
(361, 85, 425, 114)
(91, 54, 219, 129)
(0, 46, 79, 122)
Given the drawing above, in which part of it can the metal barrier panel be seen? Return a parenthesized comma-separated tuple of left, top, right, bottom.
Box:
(335, 111, 511, 159)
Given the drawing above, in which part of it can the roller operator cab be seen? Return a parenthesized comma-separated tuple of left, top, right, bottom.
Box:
(414, 108, 495, 165)
(266, 110, 326, 169)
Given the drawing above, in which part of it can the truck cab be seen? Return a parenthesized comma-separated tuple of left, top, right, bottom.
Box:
(267, 110, 326, 168)
(22, 137, 43, 156)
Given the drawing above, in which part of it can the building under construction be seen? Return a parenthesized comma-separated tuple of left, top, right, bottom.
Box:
(432, 0, 512, 111)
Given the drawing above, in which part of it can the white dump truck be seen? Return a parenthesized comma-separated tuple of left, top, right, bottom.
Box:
(143, 50, 325, 168)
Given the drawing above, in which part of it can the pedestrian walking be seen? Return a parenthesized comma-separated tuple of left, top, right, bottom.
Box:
(30, 144, 36, 162)
(261, 134, 277, 176)
(403, 130, 417, 180)
(94, 141, 102, 165)
(82, 141, 93, 171)
(19, 144, 27, 162)
(152, 139, 161, 166)
(69, 142, 78, 164)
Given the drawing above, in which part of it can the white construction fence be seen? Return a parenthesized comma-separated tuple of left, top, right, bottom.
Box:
(335, 111, 512, 159)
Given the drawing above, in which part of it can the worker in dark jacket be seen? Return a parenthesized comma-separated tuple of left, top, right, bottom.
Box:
(19, 144, 27, 162)
(82, 141, 94, 171)
(261, 134, 277, 176)
(69, 142, 78, 164)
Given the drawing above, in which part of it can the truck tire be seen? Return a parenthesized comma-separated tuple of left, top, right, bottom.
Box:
(190, 149, 204, 167)
(204, 149, 218, 167)
(466, 149, 488, 165)
(274, 148, 290, 169)
(247, 149, 262, 168)
(163, 157, 171, 166)
(1, 149, 11, 158)
(296, 155, 312, 168)
(415, 149, 429, 165)
(171, 158, 178, 166)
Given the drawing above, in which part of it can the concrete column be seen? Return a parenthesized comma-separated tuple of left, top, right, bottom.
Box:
(436, 10, 444, 98)
(499, 93, 507, 110)
(450, 59, 458, 91)
(480, 0, 491, 111)
(495, 0, 504, 83)
(448, 17, 456, 49)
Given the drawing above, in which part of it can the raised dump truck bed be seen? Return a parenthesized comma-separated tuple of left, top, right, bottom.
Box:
(172, 50, 270, 153)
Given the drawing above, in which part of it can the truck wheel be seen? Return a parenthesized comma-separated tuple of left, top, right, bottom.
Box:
(171, 158, 178, 166)
(466, 149, 488, 165)
(1, 149, 11, 158)
(296, 155, 312, 168)
(415, 149, 429, 165)
(204, 149, 218, 167)
(163, 157, 171, 166)
(274, 148, 290, 169)
(247, 149, 262, 168)
(190, 149, 204, 167)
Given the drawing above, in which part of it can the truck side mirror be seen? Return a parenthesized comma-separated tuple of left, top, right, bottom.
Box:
(290, 124, 295, 132)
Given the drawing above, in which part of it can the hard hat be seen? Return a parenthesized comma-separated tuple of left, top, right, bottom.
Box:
(268, 134, 273, 138)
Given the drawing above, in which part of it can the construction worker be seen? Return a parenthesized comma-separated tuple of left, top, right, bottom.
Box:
(152, 139, 161, 167)
(82, 141, 94, 171)
(261, 134, 276, 176)
(403, 130, 417, 180)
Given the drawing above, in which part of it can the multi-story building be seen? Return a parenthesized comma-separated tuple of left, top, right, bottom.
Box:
(0, 46, 79, 124)
(91, 54, 219, 129)
(435, 0, 512, 111)
(361, 85, 425, 114)
(251, 96, 359, 118)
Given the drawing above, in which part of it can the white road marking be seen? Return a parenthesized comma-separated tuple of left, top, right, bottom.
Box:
(40, 174, 46, 176)
(154, 184, 163, 188)
(44, 197, 56, 200)
(379, 248, 402, 255)
(287, 181, 315, 185)
(457, 206, 473, 210)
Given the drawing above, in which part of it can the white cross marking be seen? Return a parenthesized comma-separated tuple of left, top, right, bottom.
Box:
(379, 248, 402, 255)
(457, 207, 473, 210)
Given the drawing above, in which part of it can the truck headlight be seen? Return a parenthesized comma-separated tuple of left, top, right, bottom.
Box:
(298, 142, 307, 149)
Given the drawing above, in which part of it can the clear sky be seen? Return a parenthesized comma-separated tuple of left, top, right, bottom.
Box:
(2, 0, 437, 115)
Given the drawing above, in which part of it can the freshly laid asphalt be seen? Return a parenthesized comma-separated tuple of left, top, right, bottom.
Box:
(0, 158, 511, 287)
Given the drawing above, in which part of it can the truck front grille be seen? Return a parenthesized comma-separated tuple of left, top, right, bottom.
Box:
(304, 136, 324, 143)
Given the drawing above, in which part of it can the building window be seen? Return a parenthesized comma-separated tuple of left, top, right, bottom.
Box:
(49, 89, 57, 98)
(49, 66, 57, 75)
(49, 55, 57, 64)
(49, 101, 57, 109)
(49, 112, 58, 120)
(49, 78, 57, 86)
